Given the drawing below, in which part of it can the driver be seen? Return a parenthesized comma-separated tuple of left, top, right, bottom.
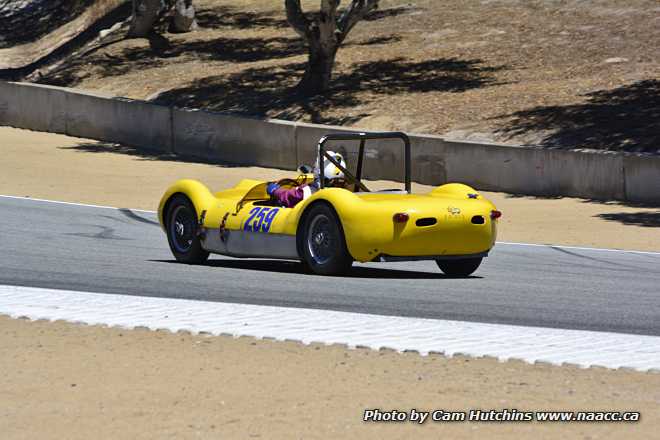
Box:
(267, 151, 347, 208)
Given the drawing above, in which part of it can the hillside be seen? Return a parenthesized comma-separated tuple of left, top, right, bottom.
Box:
(0, 0, 128, 71)
(0, 0, 96, 48)
(30, 0, 660, 152)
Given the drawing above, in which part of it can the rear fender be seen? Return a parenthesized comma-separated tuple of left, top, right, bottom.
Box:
(431, 182, 480, 199)
(431, 182, 498, 211)
(291, 189, 380, 261)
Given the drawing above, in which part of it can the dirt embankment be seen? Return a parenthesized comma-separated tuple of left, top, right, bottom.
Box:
(0, 0, 97, 48)
(0, 0, 128, 71)
(33, 0, 660, 153)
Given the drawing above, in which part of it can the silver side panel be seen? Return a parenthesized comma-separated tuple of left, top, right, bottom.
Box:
(202, 229, 299, 260)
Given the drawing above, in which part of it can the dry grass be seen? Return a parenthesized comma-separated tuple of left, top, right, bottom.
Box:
(36, 0, 660, 152)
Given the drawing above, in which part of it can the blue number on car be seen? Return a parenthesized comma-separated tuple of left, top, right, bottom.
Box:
(262, 208, 279, 232)
(243, 207, 260, 232)
(254, 208, 267, 231)
(244, 207, 280, 233)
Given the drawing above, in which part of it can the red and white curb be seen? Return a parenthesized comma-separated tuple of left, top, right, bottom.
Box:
(2, 285, 659, 372)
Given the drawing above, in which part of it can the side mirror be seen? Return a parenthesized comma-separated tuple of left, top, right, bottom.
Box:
(298, 164, 313, 174)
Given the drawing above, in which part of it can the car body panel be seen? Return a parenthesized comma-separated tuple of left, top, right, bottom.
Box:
(158, 178, 499, 263)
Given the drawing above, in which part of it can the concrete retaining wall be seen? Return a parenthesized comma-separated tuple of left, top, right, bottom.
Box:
(623, 155, 660, 205)
(0, 81, 657, 204)
(172, 108, 296, 169)
(0, 81, 171, 152)
(66, 90, 172, 152)
(424, 138, 626, 200)
(0, 80, 67, 133)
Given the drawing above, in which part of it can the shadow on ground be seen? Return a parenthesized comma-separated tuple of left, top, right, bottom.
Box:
(60, 141, 244, 167)
(141, 35, 304, 62)
(39, 31, 403, 89)
(134, 34, 397, 62)
(505, 193, 564, 200)
(1, 2, 132, 81)
(152, 259, 475, 279)
(151, 57, 504, 125)
(0, 0, 101, 48)
(194, 6, 289, 30)
(505, 193, 660, 209)
(363, 5, 423, 21)
(195, 4, 420, 30)
(494, 80, 660, 153)
(596, 212, 660, 227)
(118, 208, 160, 226)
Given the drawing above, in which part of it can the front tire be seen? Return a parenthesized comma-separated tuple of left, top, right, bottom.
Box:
(165, 195, 209, 264)
(301, 204, 353, 275)
(436, 257, 482, 277)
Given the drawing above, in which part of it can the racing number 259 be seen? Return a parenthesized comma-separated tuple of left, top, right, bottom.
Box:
(244, 207, 280, 233)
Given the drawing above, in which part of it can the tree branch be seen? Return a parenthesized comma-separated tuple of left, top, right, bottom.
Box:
(318, 0, 340, 47)
(285, 0, 310, 40)
(320, 0, 340, 18)
(337, 0, 379, 43)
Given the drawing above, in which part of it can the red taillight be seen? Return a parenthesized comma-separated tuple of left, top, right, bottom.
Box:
(490, 210, 502, 220)
(393, 213, 410, 223)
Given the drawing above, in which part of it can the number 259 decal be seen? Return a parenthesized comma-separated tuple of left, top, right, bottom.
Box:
(243, 207, 280, 233)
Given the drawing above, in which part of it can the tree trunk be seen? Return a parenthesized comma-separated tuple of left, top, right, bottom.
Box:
(295, 0, 340, 95)
(285, 0, 378, 95)
(298, 42, 337, 95)
(127, 0, 161, 37)
(170, 0, 198, 33)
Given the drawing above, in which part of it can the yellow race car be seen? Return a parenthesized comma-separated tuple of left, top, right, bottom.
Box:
(158, 132, 501, 277)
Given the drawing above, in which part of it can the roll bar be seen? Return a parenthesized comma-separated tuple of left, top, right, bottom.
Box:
(317, 132, 412, 193)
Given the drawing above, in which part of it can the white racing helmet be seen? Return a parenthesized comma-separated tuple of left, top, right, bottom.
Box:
(316, 150, 346, 181)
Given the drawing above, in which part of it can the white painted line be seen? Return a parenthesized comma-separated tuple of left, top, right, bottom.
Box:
(2, 194, 658, 255)
(0, 194, 157, 213)
(496, 241, 660, 256)
(1, 284, 659, 372)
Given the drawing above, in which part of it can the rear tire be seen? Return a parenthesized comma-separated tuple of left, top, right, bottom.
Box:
(301, 204, 353, 276)
(165, 195, 209, 264)
(436, 257, 482, 277)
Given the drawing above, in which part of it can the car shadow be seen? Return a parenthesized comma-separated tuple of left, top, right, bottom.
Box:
(150, 259, 482, 279)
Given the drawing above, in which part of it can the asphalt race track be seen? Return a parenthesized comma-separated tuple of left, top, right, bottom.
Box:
(1, 196, 659, 336)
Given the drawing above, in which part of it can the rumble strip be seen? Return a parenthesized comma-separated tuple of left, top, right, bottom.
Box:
(1, 284, 659, 372)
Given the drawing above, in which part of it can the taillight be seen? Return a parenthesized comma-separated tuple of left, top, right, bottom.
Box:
(490, 210, 502, 220)
(393, 213, 410, 223)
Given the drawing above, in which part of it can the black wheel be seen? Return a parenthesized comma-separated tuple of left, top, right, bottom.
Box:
(301, 204, 353, 275)
(436, 257, 482, 278)
(165, 195, 209, 264)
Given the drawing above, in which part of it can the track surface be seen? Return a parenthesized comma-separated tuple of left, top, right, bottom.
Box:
(1, 197, 659, 336)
